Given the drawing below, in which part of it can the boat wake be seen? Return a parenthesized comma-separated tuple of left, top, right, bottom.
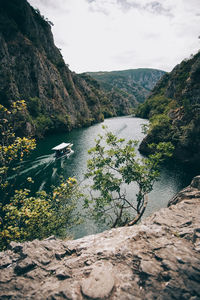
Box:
(115, 123, 128, 135)
(18, 154, 56, 177)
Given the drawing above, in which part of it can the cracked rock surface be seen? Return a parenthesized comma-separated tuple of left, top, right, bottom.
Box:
(0, 176, 200, 299)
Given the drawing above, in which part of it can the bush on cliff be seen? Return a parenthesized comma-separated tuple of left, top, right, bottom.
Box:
(136, 51, 200, 166)
(84, 127, 174, 228)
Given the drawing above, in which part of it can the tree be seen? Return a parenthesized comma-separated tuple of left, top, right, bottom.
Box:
(0, 102, 81, 250)
(0, 177, 81, 250)
(0, 101, 36, 204)
(84, 127, 174, 228)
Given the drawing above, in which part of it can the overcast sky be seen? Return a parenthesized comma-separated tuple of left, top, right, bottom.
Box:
(28, 0, 200, 73)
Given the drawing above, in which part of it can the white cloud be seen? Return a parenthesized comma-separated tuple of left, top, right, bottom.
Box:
(28, 0, 200, 73)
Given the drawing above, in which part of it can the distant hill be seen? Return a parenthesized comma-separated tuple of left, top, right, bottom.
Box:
(136, 52, 200, 167)
(87, 69, 166, 106)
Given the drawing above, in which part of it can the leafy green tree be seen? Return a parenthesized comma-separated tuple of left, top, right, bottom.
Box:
(0, 177, 81, 250)
(0, 102, 81, 250)
(84, 127, 174, 228)
(0, 101, 36, 203)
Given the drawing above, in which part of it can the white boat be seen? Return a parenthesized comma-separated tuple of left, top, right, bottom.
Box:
(52, 142, 73, 158)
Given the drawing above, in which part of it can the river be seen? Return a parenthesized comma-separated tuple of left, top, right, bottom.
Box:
(13, 116, 198, 238)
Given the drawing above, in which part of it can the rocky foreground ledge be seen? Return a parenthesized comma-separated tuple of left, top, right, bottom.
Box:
(0, 177, 200, 300)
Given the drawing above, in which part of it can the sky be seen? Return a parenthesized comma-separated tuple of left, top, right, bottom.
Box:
(28, 0, 200, 73)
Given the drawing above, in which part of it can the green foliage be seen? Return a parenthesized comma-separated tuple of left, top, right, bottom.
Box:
(136, 51, 200, 167)
(149, 114, 172, 142)
(182, 98, 192, 116)
(84, 127, 174, 228)
(0, 101, 36, 198)
(27, 97, 41, 117)
(0, 178, 81, 250)
(51, 113, 73, 132)
(136, 95, 175, 119)
(26, 97, 73, 135)
(34, 114, 53, 135)
(0, 102, 81, 251)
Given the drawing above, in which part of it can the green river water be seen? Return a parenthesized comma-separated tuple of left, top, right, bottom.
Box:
(12, 116, 198, 238)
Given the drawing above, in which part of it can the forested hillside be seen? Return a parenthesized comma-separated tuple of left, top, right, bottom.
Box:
(87, 69, 165, 106)
(136, 51, 200, 167)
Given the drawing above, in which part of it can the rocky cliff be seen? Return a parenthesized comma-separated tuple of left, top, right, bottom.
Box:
(0, 176, 200, 299)
(87, 68, 166, 107)
(136, 51, 200, 167)
(0, 0, 131, 137)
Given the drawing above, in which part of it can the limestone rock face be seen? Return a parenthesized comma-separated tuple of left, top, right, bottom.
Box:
(0, 176, 200, 299)
(0, 0, 131, 137)
(168, 175, 200, 206)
